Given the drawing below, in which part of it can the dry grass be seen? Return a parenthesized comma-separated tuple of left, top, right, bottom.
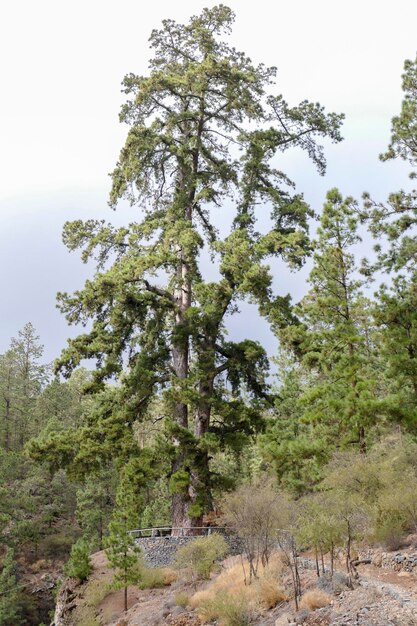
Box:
(190, 551, 288, 619)
(256, 578, 288, 609)
(84, 578, 112, 607)
(138, 565, 178, 589)
(197, 591, 252, 626)
(175, 591, 190, 607)
(72, 579, 111, 626)
(30, 558, 51, 573)
(300, 589, 332, 610)
(161, 567, 179, 585)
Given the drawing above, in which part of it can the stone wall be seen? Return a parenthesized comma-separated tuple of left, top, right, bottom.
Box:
(363, 549, 417, 574)
(136, 531, 243, 567)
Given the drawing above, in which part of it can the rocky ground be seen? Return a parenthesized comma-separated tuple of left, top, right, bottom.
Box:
(53, 547, 417, 626)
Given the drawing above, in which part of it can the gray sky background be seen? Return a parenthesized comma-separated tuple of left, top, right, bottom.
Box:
(1, 0, 416, 363)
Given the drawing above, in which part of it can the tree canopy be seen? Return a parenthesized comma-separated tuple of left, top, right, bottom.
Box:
(39, 4, 344, 527)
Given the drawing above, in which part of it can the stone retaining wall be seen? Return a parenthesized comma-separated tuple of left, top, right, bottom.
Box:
(365, 550, 417, 573)
(136, 531, 243, 567)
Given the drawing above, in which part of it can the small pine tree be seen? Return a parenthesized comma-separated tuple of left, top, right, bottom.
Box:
(65, 538, 92, 582)
(105, 479, 141, 612)
(0, 548, 21, 626)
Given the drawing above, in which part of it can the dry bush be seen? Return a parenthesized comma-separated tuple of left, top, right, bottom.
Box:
(191, 551, 288, 618)
(161, 567, 178, 585)
(190, 588, 212, 609)
(221, 482, 292, 583)
(30, 558, 50, 573)
(190, 560, 251, 608)
(137, 565, 177, 588)
(175, 591, 190, 607)
(198, 591, 251, 626)
(300, 589, 332, 610)
(256, 578, 287, 609)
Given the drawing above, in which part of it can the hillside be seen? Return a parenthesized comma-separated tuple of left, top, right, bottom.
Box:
(53, 543, 417, 626)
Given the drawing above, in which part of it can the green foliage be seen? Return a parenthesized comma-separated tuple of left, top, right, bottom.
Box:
(105, 476, 141, 606)
(273, 189, 379, 467)
(65, 538, 92, 581)
(76, 468, 117, 550)
(169, 470, 190, 495)
(259, 353, 329, 495)
(319, 437, 417, 549)
(0, 549, 21, 626)
(363, 55, 417, 272)
(48, 4, 343, 525)
(40, 529, 80, 559)
(140, 478, 171, 528)
(174, 533, 227, 579)
(297, 495, 344, 555)
(0, 444, 78, 558)
(373, 275, 417, 431)
(0, 323, 48, 452)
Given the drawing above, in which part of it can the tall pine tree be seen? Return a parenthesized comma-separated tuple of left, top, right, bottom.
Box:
(40, 5, 343, 529)
(280, 189, 378, 453)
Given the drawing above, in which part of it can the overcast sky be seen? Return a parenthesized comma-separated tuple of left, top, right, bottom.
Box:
(1, 0, 416, 363)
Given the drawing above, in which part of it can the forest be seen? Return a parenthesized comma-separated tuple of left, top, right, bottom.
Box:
(1, 5, 417, 626)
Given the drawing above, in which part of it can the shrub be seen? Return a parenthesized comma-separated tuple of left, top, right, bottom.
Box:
(30, 559, 50, 573)
(190, 552, 289, 622)
(198, 591, 251, 626)
(72, 605, 100, 626)
(374, 519, 405, 550)
(64, 538, 92, 582)
(300, 589, 332, 610)
(256, 578, 287, 608)
(72, 579, 111, 626)
(131, 558, 178, 589)
(84, 579, 111, 607)
(175, 591, 190, 607)
(221, 483, 293, 583)
(174, 533, 227, 579)
(139, 566, 177, 589)
(41, 530, 79, 559)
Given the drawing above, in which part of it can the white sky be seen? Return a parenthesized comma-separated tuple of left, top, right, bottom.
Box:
(1, 0, 417, 360)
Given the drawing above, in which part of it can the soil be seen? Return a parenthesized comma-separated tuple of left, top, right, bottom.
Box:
(54, 549, 417, 626)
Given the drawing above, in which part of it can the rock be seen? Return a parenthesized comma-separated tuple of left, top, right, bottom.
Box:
(171, 606, 185, 616)
(275, 613, 294, 626)
(151, 611, 166, 626)
(163, 600, 175, 610)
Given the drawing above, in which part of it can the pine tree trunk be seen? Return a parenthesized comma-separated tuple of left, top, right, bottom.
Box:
(171, 204, 193, 533)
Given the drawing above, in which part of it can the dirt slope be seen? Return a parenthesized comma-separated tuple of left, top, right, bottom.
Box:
(53, 550, 417, 626)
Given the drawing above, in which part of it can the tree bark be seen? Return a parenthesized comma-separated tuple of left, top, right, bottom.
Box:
(171, 197, 193, 532)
